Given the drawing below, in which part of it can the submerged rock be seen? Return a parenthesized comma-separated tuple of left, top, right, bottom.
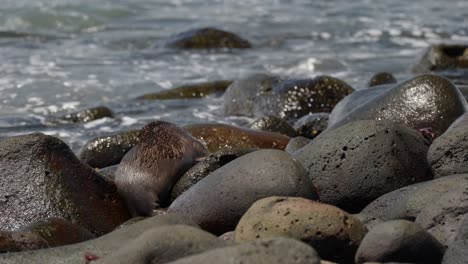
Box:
(235, 197, 367, 264)
(137, 80, 232, 100)
(0, 133, 130, 235)
(294, 120, 432, 212)
(328, 74, 467, 136)
(367, 72, 397, 87)
(171, 148, 254, 201)
(355, 220, 445, 264)
(223, 74, 354, 121)
(165, 27, 251, 49)
(78, 130, 140, 169)
(168, 149, 318, 235)
(183, 123, 290, 152)
(58, 106, 114, 123)
(249, 115, 297, 137)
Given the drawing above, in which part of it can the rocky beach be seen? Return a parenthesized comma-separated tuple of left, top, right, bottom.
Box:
(1, 1, 468, 263)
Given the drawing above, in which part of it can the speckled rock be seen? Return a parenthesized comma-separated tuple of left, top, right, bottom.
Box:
(442, 216, 468, 264)
(293, 113, 329, 139)
(58, 106, 114, 123)
(412, 44, 468, 73)
(223, 74, 354, 121)
(96, 165, 119, 182)
(448, 112, 468, 130)
(0, 133, 130, 235)
(367, 72, 397, 87)
(360, 174, 468, 222)
(78, 130, 140, 169)
(99, 225, 230, 264)
(249, 115, 297, 137)
(293, 120, 432, 212)
(168, 149, 318, 235)
(170, 148, 254, 202)
(166, 237, 321, 264)
(285, 136, 311, 154)
(137, 80, 232, 100)
(183, 123, 290, 153)
(0, 214, 197, 264)
(328, 75, 467, 136)
(0, 231, 47, 253)
(22, 217, 94, 247)
(415, 186, 468, 246)
(427, 119, 468, 177)
(355, 220, 445, 264)
(165, 27, 251, 49)
(235, 197, 367, 264)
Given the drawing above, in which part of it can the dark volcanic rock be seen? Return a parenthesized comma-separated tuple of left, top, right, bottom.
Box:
(78, 130, 140, 169)
(166, 237, 321, 264)
(442, 216, 468, 264)
(360, 174, 468, 222)
(412, 44, 468, 73)
(99, 225, 230, 264)
(355, 220, 445, 264)
(59, 106, 114, 123)
(96, 165, 119, 182)
(22, 217, 94, 247)
(415, 186, 468, 246)
(293, 120, 432, 212)
(183, 123, 290, 153)
(0, 231, 47, 253)
(223, 74, 354, 121)
(0, 214, 197, 264)
(168, 149, 318, 235)
(367, 72, 397, 87)
(165, 27, 251, 49)
(249, 115, 297, 137)
(170, 148, 254, 201)
(293, 113, 329, 139)
(137, 80, 232, 100)
(235, 197, 367, 264)
(0, 133, 130, 235)
(427, 119, 468, 177)
(285, 136, 311, 154)
(328, 75, 467, 136)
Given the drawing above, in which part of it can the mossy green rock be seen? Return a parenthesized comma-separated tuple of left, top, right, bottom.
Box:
(79, 130, 140, 169)
(165, 27, 251, 49)
(137, 80, 232, 100)
(59, 106, 114, 123)
(235, 197, 367, 264)
(224, 74, 354, 121)
(0, 133, 130, 235)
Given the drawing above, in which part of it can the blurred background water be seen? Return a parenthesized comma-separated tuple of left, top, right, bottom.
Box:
(0, 0, 467, 150)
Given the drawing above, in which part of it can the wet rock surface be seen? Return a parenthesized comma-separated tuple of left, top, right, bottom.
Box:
(165, 27, 251, 49)
(328, 75, 467, 136)
(170, 148, 254, 201)
(293, 113, 329, 139)
(235, 196, 367, 264)
(166, 237, 321, 264)
(58, 106, 114, 123)
(355, 220, 445, 264)
(249, 115, 297, 137)
(223, 74, 354, 121)
(183, 123, 290, 152)
(0, 214, 196, 263)
(412, 44, 468, 73)
(78, 129, 140, 169)
(360, 174, 468, 222)
(137, 80, 232, 100)
(0, 133, 130, 235)
(294, 120, 432, 212)
(367, 72, 397, 87)
(168, 149, 318, 235)
(427, 116, 468, 177)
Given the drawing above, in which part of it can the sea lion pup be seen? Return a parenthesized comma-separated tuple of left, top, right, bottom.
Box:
(115, 121, 209, 216)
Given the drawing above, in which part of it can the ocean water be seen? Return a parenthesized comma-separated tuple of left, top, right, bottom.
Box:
(0, 0, 467, 151)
